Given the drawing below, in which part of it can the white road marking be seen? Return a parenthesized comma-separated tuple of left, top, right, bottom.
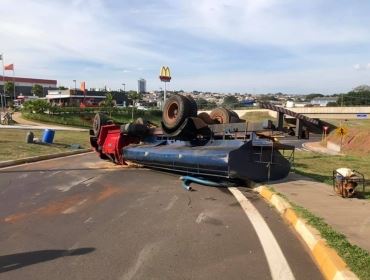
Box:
(228, 187, 295, 280)
(84, 217, 94, 224)
(120, 242, 161, 280)
(164, 195, 178, 211)
(56, 176, 96, 192)
(195, 212, 207, 224)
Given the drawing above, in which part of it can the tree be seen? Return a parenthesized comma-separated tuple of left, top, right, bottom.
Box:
(222, 95, 239, 108)
(58, 86, 68, 90)
(100, 92, 116, 116)
(305, 93, 323, 102)
(128, 91, 141, 121)
(4, 82, 14, 95)
(326, 102, 338, 107)
(259, 95, 278, 102)
(101, 92, 115, 107)
(339, 90, 370, 106)
(31, 84, 44, 97)
(195, 98, 208, 109)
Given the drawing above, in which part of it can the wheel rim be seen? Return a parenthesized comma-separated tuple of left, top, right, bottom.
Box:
(213, 114, 224, 123)
(167, 102, 179, 125)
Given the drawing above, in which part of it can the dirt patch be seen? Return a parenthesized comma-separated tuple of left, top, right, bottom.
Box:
(327, 127, 370, 154)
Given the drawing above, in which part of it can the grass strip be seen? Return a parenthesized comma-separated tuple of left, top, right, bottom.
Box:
(268, 187, 370, 280)
(293, 151, 370, 199)
(0, 129, 90, 161)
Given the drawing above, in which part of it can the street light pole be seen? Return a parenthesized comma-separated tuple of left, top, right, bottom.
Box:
(72, 80, 77, 107)
(73, 80, 76, 93)
(122, 83, 126, 107)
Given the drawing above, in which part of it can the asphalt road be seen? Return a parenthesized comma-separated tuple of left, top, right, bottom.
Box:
(0, 153, 323, 280)
(279, 134, 322, 150)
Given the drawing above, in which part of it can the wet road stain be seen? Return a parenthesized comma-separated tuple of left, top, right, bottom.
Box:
(4, 194, 84, 223)
(3, 186, 124, 224)
(96, 186, 123, 202)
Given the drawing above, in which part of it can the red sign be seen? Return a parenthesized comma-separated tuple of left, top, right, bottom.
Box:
(323, 126, 328, 131)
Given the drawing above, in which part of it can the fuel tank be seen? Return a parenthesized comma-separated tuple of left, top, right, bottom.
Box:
(122, 138, 293, 182)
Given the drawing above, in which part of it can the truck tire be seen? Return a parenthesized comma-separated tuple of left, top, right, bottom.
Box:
(228, 110, 245, 123)
(162, 95, 191, 130)
(185, 95, 198, 117)
(197, 112, 214, 124)
(93, 113, 111, 137)
(210, 108, 231, 124)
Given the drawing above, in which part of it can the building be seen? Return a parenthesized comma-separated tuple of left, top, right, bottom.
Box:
(0, 75, 57, 99)
(310, 97, 338, 107)
(46, 89, 129, 107)
(46, 89, 106, 107)
(137, 78, 146, 94)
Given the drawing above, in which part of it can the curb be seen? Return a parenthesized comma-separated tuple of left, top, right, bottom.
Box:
(302, 142, 343, 156)
(254, 186, 358, 280)
(0, 149, 93, 168)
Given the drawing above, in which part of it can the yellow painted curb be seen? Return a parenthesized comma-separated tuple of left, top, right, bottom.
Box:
(313, 241, 346, 280)
(260, 187, 274, 200)
(254, 186, 358, 280)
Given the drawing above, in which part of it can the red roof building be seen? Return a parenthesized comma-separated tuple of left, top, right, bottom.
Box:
(0, 75, 57, 87)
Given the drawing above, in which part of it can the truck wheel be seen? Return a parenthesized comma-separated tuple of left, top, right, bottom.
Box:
(210, 108, 231, 124)
(162, 95, 191, 130)
(93, 113, 110, 137)
(197, 112, 214, 124)
(228, 110, 245, 123)
(185, 95, 198, 117)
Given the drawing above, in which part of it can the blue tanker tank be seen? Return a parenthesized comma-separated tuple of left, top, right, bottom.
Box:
(122, 137, 293, 183)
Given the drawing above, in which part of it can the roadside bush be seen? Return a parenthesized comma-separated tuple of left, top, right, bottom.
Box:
(22, 99, 51, 114)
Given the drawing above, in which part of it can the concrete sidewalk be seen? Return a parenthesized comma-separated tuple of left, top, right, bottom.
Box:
(269, 173, 370, 252)
(303, 141, 342, 155)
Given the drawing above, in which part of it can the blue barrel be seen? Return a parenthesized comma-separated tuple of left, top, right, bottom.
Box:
(42, 129, 55, 144)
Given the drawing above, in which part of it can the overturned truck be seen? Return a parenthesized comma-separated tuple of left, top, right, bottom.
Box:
(90, 95, 294, 184)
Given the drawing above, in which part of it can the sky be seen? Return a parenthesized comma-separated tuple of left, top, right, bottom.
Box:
(1, 0, 370, 94)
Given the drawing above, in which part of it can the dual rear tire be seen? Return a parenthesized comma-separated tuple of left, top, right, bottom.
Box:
(162, 95, 198, 131)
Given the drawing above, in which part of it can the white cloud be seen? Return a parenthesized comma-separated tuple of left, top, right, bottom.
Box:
(171, 0, 370, 48)
(353, 63, 370, 71)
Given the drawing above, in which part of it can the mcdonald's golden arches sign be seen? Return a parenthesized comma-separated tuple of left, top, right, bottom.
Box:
(159, 66, 171, 82)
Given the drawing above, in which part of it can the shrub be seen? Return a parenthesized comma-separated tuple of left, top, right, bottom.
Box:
(22, 99, 51, 114)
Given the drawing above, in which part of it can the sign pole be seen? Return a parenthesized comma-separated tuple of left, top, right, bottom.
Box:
(159, 66, 171, 110)
(163, 81, 167, 110)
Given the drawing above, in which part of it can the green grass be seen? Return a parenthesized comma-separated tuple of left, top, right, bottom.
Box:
(240, 111, 276, 122)
(22, 112, 92, 128)
(0, 129, 90, 161)
(269, 186, 370, 280)
(294, 151, 370, 199)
